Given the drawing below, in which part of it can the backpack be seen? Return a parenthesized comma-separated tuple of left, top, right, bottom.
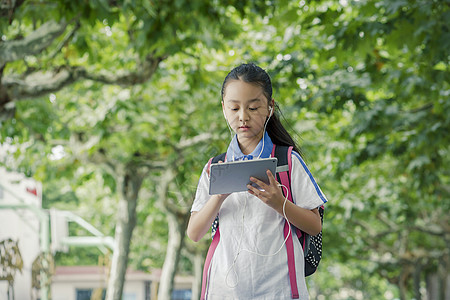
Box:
(201, 144, 324, 299)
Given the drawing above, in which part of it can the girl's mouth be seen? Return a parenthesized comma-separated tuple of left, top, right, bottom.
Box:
(239, 125, 250, 131)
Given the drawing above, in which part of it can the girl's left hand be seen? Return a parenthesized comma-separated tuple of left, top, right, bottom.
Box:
(247, 170, 285, 211)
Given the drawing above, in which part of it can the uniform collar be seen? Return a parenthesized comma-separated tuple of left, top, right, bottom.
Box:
(226, 131, 273, 162)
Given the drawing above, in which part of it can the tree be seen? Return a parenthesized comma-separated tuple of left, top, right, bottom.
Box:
(210, 0, 449, 297)
(0, 1, 269, 299)
(260, 0, 450, 298)
(2, 0, 448, 299)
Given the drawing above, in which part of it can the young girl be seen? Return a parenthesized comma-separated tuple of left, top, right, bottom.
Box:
(187, 63, 327, 299)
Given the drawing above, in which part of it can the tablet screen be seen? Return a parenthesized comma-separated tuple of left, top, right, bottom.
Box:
(209, 157, 278, 195)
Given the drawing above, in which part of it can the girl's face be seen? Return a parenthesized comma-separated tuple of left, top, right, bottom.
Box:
(222, 80, 272, 146)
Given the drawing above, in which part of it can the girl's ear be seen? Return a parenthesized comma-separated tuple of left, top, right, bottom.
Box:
(269, 99, 275, 117)
(222, 101, 227, 119)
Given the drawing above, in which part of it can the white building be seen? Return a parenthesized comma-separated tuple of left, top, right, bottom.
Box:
(52, 266, 193, 300)
(0, 168, 193, 300)
(0, 167, 43, 300)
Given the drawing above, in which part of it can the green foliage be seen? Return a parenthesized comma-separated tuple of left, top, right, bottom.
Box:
(266, 0, 449, 297)
(1, 0, 449, 298)
(216, 0, 449, 297)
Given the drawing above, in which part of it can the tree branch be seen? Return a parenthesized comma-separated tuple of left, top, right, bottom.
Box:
(0, 0, 25, 24)
(407, 103, 433, 114)
(157, 167, 176, 211)
(139, 161, 167, 171)
(376, 212, 400, 231)
(2, 55, 164, 102)
(48, 21, 81, 59)
(68, 133, 119, 176)
(0, 20, 67, 66)
(175, 132, 215, 150)
(410, 224, 446, 236)
(81, 54, 164, 85)
(167, 180, 192, 214)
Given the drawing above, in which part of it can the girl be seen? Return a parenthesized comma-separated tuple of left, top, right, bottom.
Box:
(187, 63, 327, 299)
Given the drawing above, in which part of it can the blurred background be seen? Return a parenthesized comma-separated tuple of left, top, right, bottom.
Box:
(0, 1, 448, 299)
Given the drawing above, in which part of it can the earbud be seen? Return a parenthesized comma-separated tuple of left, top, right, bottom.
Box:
(269, 106, 273, 117)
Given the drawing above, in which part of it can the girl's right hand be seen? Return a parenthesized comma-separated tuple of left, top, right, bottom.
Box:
(187, 160, 230, 242)
(208, 160, 231, 201)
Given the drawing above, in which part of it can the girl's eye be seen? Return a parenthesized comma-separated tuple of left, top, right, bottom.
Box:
(249, 107, 259, 111)
(231, 108, 239, 111)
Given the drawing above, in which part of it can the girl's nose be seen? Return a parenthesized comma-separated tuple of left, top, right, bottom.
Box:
(239, 109, 248, 121)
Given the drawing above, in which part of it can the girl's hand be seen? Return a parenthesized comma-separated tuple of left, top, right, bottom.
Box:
(248, 170, 322, 235)
(247, 170, 285, 211)
(207, 160, 231, 200)
(188, 159, 230, 242)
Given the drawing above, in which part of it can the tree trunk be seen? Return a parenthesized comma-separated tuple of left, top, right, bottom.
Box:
(106, 169, 143, 300)
(413, 261, 423, 300)
(157, 211, 188, 300)
(426, 269, 450, 300)
(191, 250, 204, 300)
(398, 266, 410, 300)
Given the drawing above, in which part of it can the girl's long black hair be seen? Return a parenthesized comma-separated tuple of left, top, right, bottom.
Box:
(221, 63, 303, 157)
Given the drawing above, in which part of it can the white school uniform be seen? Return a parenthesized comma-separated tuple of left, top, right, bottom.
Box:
(191, 132, 327, 300)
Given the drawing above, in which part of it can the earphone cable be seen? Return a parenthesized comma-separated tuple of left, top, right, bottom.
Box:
(225, 183, 291, 288)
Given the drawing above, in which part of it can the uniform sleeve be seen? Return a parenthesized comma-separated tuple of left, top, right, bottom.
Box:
(290, 151, 328, 210)
(190, 162, 211, 212)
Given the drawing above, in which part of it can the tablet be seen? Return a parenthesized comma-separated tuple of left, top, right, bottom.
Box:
(209, 157, 278, 195)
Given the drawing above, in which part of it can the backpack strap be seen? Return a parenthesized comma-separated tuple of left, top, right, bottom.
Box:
(272, 145, 300, 299)
(273, 145, 309, 246)
(206, 152, 226, 174)
(275, 145, 324, 281)
(200, 225, 220, 300)
(201, 152, 226, 299)
(212, 152, 227, 164)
